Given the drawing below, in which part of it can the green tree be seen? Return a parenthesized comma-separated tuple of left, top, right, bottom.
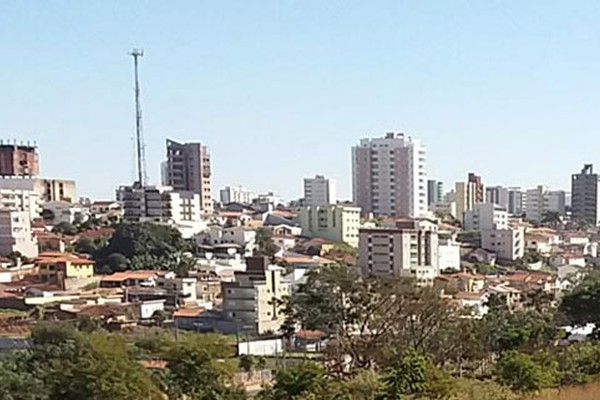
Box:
(96, 222, 191, 271)
(255, 228, 278, 258)
(163, 333, 243, 400)
(52, 221, 78, 235)
(494, 351, 559, 393)
(259, 362, 330, 400)
(560, 279, 600, 328)
(239, 354, 254, 373)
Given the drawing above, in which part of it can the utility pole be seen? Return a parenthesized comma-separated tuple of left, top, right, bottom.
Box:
(130, 49, 146, 187)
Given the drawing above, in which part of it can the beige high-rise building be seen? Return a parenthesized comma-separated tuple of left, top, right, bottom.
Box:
(352, 132, 427, 218)
(358, 218, 439, 284)
(164, 139, 212, 213)
(0, 178, 76, 204)
(296, 204, 361, 247)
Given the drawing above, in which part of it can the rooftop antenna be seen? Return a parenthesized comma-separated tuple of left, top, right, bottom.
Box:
(130, 49, 147, 187)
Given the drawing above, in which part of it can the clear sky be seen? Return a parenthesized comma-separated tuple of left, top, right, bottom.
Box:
(1, 1, 599, 200)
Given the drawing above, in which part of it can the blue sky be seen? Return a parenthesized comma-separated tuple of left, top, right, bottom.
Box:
(1, 1, 599, 200)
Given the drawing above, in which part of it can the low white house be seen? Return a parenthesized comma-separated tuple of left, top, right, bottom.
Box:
(438, 238, 461, 272)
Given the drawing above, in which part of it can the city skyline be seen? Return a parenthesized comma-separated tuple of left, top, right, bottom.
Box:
(1, 2, 600, 199)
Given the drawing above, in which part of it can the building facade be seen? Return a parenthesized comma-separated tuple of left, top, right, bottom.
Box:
(507, 187, 523, 216)
(164, 139, 212, 213)
(221, 257, 290, 334)
(352, 132, 427, 217)
(524, 186, 566, 222)
(303, 174, 336, 206)
(0, 210, 38, 258)
(219, 186, 253, 205)
(485, 186, 509, 210)
(358, 219, 439, 283)
(0, 143, 39, 177)
(481, 227, 525, 261)
(427, 180, 443, 206)
(0, 188, 42, 221)
(571, 164, 600, 226)
(454, 173, 484, 220)
(296, 204, 361, 247)
(0, 178, 76, 203)
(463, 203, 508, 231)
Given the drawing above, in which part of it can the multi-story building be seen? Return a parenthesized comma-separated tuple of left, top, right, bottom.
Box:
(454, 173, 484, 219)
(164, 139, 212, 213)
(0, 210, 38, 258)
(438, 238, 461, 272)
(296, 204, 361, 247)
(117, 185, 203, 226)
(0, 178, 76, 203)
(221, 257, 290, 334)
(219, 186, 253, 205)
(0, 189, 42, 221)
(427, 180, 443, 206)
(481, 227, 525, 261)
(507, 187, 523, 216)
(571, 164, 600, 225)
(352, 132, 427, 217)
(523, 186, 566, 222)
(358, 219, 439, 283)
(485, 186, 509, 210)
(463, 203, 508, 231)
(303, 174, 336, 206)
(0, 143, 39, 177)
(42, 201, 89, 225)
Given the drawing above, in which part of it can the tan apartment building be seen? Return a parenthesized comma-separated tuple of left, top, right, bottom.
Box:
(296, 203, 361, 247)
(358, 218, 439, 283)
(221, 257, 290, 334)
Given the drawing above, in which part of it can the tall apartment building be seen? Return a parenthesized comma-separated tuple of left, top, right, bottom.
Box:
(427, 180, 443, 206)
(358, 219, 439, 283)
(352, 132, 427, 217)
(571, 164, 600, 226)
(523, 186, 566, 222)
(454, 173, 484, 219)
(0, 210, 38, 258)
(164, 139, 212, 213)
(219, 186, 253, 205)
(221, 257, 290, 334)
(485, 186, 509, 210)
(0, 143, 39, 177)
(507, 187, 523, 216)
(0, 178, 76, 203)
(117, 185, 202, 225)
(0, 189, 42, 221)
(463, 203, 508, 231)
(296, 204, 361, 247)
(303, 174, 336, 206)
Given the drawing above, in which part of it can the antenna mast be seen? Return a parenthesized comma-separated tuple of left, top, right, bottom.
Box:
(130, 49, 146, 187)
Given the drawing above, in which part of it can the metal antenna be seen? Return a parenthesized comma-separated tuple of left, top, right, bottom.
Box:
(130, 49, 147, 187)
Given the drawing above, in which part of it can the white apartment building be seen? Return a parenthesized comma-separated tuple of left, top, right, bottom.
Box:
(221, 257, 290, 334)
(0, 210, 38, 258)
(463, 203, 508, 231)
(358, 219, 439, 283)
(196, 225, 257, 256)
(438, 238, 461, 272)
(43, 201, 89, 225)
(0, 188, 42, 221)
(117, 185, 204, 227)
(481, 227, 525, 261)
(296, 204, 361, 247)
(220, 186, 253, 205)
(352, 132, 427, 217)
(0, 178, 77, 203)
(524, 186, 566, 222)
(303, 174, 336, 206)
